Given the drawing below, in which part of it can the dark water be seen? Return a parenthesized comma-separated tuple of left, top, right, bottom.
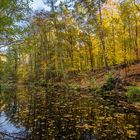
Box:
(0, 85, 140, 140)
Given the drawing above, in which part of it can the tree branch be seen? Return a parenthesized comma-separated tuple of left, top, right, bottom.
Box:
(0, 40, 24, 49)
(134, 0, 140, 12)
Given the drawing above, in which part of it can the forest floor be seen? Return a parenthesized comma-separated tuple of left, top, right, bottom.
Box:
(1, 63, 140, 139)
(67, 62, 140, 89)
(66, 62, 140, 115)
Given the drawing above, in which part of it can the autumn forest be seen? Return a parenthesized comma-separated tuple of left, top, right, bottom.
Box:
(1, 0, 140, 139)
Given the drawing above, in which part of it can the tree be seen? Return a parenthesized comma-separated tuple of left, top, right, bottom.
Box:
(2, 0, 140, 83)
(1, 0, 31, 82)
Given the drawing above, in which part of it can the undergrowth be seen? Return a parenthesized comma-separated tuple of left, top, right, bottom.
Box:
(126, 86, 140, 102)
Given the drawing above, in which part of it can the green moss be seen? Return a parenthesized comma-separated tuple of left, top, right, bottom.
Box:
(126, 86, 140, 102)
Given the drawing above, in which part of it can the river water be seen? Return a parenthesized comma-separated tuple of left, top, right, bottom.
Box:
(0, 85, 139, 140)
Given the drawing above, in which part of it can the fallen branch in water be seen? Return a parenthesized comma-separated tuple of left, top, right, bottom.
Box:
(0, 131, 27, 140)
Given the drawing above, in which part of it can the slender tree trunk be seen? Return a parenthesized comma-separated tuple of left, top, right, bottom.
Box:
(111, 10, 116, 65)
(123, 26, 127, 64)
(88, 44, 94, 71)
(98, 0, 109, 69)
(135, 20, 139, 61)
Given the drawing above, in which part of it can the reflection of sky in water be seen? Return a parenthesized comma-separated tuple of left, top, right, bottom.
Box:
(0, 112, 25, 133)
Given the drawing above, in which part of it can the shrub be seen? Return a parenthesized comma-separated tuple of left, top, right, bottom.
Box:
(126, 86, 140, 102)
(103, 72, 114, 91)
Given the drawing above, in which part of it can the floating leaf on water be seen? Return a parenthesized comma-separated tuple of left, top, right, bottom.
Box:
(114, 113, 125, 119)
(127, 130, 137, 138)
(41, 122, 45, 125)
(106, 116, 112, 121)
(126, 124, 134, 129)
(54, 103, 60, 106)
(68, 102, 73, 105)
(64, 114, 73, 118)
(36, 132, 39, 134)
(75, 124, 93, 129)
(37, 116, 42, 119)
(60, 106, 66, 108)
(98, 116, 105, 120)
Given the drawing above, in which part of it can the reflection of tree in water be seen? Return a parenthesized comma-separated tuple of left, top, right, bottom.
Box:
(0, 86, 140, 139)
(2, 86, 18, 121)
(0, 86, 29, 139)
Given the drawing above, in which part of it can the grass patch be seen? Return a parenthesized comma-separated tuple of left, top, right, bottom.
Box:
(126, 86, 140, 102)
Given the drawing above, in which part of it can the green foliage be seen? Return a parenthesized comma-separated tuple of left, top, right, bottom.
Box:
(68, 82, 81, 91)
(86, 75, 97, 89)
(126, 86, 140, 102)
(104, 72, 114, 91)
(1, 0, 140, 86)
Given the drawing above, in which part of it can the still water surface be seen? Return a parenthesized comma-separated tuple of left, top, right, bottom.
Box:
(0, 85, 139, 140)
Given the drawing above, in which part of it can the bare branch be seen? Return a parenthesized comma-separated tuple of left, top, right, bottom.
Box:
(134, 0, 140, 12)
(0, 40, 24, 48)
